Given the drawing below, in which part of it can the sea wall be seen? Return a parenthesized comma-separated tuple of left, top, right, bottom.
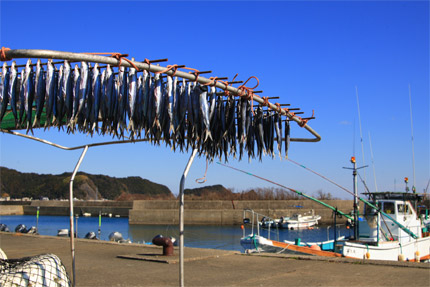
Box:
(1, 200, 363, 225)
(0, 201, 133, 217)
(0, 205, 24, 215)
(129, 200, 362, 225)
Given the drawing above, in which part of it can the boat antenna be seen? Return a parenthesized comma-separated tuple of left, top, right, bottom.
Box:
(356, 86, 367, 184)
(368, 132, 378, 192)
(408, 84, 416, 193)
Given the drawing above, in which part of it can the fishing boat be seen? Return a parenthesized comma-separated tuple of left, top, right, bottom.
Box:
(241, 192, 430, 261)
(277, 210, 321, 230)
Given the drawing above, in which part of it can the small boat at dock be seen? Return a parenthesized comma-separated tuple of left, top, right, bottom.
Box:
(277, 210, 321, 230)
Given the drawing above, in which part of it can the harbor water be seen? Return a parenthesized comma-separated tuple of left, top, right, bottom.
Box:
(0, 215, 352, 252)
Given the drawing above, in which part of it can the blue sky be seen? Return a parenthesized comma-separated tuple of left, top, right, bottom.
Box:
(0, 1, 429, 199)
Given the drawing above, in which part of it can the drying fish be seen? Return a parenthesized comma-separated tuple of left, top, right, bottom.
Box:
(284, 119, 290, 158)
(0, 62, 10, 124)
(33, 60, 46, 127)
(63, 61, 74, 124)
(198, 86, 212, 142)
(9, 61, 18, 127)
(22, 59, 35, 133)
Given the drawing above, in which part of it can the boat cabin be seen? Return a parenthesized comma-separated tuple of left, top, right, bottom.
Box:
(359, 192, 423, 243)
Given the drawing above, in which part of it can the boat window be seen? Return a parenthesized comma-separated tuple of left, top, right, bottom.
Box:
(383, 202, 394, 214)
(397, 203, 412, 215)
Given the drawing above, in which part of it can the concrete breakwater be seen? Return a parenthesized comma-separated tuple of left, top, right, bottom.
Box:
(129, 200, 359, 225)
(0, 200, 133, 217)
(1, 200, 359, 225)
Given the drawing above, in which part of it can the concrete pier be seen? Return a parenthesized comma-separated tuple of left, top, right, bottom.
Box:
(129, 200, 358, 225)
(0, 232, 428, 286)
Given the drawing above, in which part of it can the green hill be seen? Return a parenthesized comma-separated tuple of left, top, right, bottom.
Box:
(0, 167, 173, 200)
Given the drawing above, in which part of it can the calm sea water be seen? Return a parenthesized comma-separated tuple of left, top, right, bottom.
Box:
(0, 215, 352, 252)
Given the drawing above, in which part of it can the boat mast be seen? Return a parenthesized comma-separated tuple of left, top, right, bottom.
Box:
(368, 132, 378, 192)
(408, 84, 416, 193)
(356, 86, 367, 184)
(344, 156, 367, 239)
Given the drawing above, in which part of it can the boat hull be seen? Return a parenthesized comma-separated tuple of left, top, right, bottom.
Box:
(240, 235, 342, 257)
(339, 236, 430, 261)
(241, 234, 430, 262)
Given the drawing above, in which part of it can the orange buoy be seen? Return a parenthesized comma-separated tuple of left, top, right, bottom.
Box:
(310, 245, 321, 251)
(240, 225, 244, 230)
(366, 252, 370, 259)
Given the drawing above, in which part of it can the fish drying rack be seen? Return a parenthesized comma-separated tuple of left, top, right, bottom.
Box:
(0, 48, 321, 287)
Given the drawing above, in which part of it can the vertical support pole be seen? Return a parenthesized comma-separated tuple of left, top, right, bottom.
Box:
(69, 145, 89, 287)
(36, 206, 39, 232)
(179, 148, 198, 287)
(334, 208, 337, 248)
(98, 210, 102, 239)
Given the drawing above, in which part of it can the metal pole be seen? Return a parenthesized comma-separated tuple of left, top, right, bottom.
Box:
(98, 210, 101, 239)
(408, 84, 416, 193)
(179, 148, 198, 287)
(352, 159, 359, 239)
(36, 206, 39, 232)
(69, 145, 89, 287)
(2, 48, 321, 143)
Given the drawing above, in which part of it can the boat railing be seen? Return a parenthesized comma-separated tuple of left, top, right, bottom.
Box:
(326, 224, 346, 241)
(242, 209, 280, 242)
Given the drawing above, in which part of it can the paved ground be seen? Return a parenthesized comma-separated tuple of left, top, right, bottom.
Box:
(1, 232, 429, 287)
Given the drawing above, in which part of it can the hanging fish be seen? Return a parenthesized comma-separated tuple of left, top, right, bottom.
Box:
(53, 64, 64, 126)
(18, 68, 26, 127)
(284, 119, 290, 158)
(63, 61, 73, 125)
(208, 86, 216, 126)
(70, 64, 80, 131)
(274, 113, 282, 159)
(117, 65, 127, 137)
(240, 98, 248, 144)
(0, 62, 10, 124)
(134, 75, 143, 136)
(255, 107, 265, 161)
(73, 61, 88, 128)
(127, 65, 137, 134)
(199, 85, 212, 142)
(104, 64, 114, 130)
(22, 59, 35, 134)
(44, 59, 57, 128)
(237, 97, 244, 160)
(173, 77, 180, 133)
(177, 78, 187, 133)
(166, 75, 174, 134)
(33, 60, 46, 128)
(9, 61, 18, 127)
(141, 70, 149, 133)
(152, 73, 162, 133)
(91, 63, 101, 133)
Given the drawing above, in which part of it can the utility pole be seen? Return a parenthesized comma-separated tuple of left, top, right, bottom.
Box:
(343, 156, 367, 240)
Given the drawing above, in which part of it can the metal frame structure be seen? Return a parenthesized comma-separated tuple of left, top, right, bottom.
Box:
(2, 49, 321, 142)
(1, 48, 323, 287)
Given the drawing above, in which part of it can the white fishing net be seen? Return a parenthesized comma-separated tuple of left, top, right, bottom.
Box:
(0, 253, 71, 287)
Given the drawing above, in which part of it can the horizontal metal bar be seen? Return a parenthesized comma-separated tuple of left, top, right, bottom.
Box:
(2, 49, 321, 142)
(0, 129, 151, 150)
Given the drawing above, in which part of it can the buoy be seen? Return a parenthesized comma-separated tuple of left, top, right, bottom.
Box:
(398, 254, 405, 261)
(240, 225, 244, 230)
(415, 251, 420, 262)
(366, 252, 370, 259)
(310, 245, 321, 251)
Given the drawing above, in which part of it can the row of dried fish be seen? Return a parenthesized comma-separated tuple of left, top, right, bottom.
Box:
(0, 59, 291, 161)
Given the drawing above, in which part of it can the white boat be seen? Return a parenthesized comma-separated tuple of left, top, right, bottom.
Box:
(241, 192, 430, 262)
(278, 210, 321, 230)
